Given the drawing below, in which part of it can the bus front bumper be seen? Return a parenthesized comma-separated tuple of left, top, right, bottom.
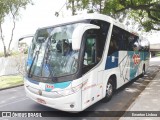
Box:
(24, 85, 82, 112)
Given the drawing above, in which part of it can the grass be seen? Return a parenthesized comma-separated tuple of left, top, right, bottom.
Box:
(0, 75, 23, 89)
(0, 52, 4, 57)
(156, 53, 160, 57)
(0, 50, 28, 58)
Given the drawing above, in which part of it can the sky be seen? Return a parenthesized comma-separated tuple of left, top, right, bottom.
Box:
(0, 0, 69, 51)
(0, 0, 160, 52)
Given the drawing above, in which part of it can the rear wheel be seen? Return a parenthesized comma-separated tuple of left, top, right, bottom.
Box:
(142, 65, 145, 76)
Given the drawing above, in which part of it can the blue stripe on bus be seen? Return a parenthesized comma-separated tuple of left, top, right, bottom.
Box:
(105, 52, 119, 70)
(45, 81, 72, 92)
(144, 52, 150, 60)
(26, 77, 71, 89)
(54, 81, 71, 89)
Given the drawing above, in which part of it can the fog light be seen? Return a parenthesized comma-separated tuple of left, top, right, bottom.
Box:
(70, 104, 74, 108)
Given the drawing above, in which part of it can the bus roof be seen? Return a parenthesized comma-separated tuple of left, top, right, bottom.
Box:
(37, 13, 137, 36)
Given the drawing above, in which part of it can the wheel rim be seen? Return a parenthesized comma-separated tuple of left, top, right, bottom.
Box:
(106, 82, 113, 97)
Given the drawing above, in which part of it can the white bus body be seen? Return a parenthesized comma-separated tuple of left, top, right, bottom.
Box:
(23, 14, 150, 112)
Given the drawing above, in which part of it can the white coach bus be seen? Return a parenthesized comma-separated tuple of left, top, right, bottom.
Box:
(23, 14, 150, 112)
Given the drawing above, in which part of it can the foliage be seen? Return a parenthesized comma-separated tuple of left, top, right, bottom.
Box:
(0, 50, 28, 58)
(0, 0, 32, 57)
(18, 42, 28, 54)
(156, 52, 160, 57)
(67, 0, 160, 32)
(66, 0, 106, 14)
(0, 0, 31, 21)
(10, 51, 21, 56)
(104, 0, 160, 32)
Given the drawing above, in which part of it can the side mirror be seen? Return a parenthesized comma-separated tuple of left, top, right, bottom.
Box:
(72, 23, 100, 50)
(18, 34, 34, 50)
(19, 34, 34, 41)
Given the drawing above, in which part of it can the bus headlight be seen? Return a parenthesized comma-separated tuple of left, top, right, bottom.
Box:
(57, 84, 82, 96)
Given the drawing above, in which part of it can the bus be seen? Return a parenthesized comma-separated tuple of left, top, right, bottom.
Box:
(22, 13, 150, 112)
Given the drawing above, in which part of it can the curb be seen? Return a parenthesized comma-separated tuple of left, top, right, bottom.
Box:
(0, 84, 24, 91)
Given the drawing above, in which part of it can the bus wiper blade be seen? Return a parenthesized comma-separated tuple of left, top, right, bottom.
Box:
(28, 50, 40, 78)
(42, 37, 56, 82)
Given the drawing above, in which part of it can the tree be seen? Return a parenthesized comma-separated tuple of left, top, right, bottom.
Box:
(0, 0, 9, 57)
(67, 0, 160, 32)
(103, 0, 160, 32)
(66, 0, 106, 14)
(0, 0, 32, 57)
(66, 0, 77, 15)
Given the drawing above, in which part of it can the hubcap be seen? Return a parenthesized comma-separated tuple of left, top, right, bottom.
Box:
(106, 83, 113, 97)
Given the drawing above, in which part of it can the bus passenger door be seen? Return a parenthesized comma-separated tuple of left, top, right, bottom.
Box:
(81, 31, 100, 109)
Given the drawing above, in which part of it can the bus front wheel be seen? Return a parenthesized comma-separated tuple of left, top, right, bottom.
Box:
(105, 79, 113, 101)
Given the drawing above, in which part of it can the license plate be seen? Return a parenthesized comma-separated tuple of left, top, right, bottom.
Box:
(37, 98, 46, 104)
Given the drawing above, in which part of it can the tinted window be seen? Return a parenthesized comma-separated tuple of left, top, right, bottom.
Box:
(90, 20, 110, 58)
(128, 35, 139, 51)
(108, 26, 121, 55)
(108, 25, 141, 54)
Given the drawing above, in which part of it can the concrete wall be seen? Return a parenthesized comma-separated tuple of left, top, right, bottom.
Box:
(0, 55, 26, 76)
(150, 44, 160, 51)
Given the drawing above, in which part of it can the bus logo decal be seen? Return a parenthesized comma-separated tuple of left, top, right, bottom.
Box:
(132, 54, 140, 65)
(45, 84, 54, 92)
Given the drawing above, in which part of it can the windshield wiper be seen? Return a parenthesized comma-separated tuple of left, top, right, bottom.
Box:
(28, 46, 42, 78)
(43, 38, 55, 81)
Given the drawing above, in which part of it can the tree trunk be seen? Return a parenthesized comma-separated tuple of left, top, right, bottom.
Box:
(0, 23, 8, 57)
(3, 45, 7, 57)
(99, 0, 102, 13)
(8, 18, 16, 53)
(71, 0, 75, 15)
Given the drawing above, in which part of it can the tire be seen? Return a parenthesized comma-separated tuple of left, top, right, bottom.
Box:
(142, 65, 145, 77)
(105, 79, 114, 101)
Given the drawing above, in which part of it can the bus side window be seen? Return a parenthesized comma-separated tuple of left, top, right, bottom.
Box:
(128, 36, 140, 51)
(108, 27, 120, 56)
(108, 38, 119, 55)
(90, 20, 110, 60)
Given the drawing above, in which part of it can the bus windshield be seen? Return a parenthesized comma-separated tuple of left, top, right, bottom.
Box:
(27, 23, 79, 79)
